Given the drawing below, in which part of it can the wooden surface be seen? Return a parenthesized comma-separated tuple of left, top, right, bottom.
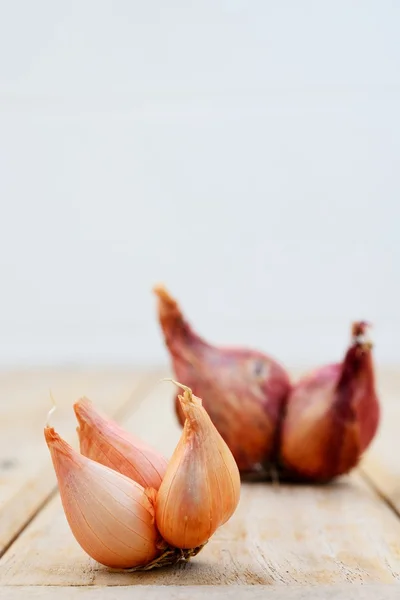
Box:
(0, 367, 399, 598)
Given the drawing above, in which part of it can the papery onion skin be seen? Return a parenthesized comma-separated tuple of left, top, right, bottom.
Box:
(45, 426, 159, 569)
(155, 384, 241, 549)
(153, 285, 291, 473)
(280, 321, 380, 482)
(74, 397, 168, 490)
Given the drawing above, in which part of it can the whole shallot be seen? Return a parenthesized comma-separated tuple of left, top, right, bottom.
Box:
(280, 321, 380, 482)
(153, 285, 291, 474)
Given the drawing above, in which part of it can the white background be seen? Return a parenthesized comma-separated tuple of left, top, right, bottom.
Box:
(0, 1, 399, 368)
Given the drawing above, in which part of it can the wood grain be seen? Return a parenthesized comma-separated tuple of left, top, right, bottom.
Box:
(1, 376, 400, 587)
(360, 368, 400, 514)
(0, 368, 157, 557)
(1, 584, 399, 600)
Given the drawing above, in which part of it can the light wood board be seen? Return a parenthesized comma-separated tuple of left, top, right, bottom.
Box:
(0, 584, 399, 600)
(0, 367, 399, 595)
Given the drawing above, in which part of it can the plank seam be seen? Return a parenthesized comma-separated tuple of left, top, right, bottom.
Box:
(360, 468, 400, 520)
(0, 488, 58, 560)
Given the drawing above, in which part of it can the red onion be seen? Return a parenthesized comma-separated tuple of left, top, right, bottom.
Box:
(153, 285, 291, 474)
(280, 321, 380, 482)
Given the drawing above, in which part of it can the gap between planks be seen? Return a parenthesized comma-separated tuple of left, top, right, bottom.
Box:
(361, 469, 400, 520)
(358, 367, 400, 517)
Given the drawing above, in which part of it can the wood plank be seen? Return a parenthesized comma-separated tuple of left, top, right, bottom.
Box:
(0, 367, 158, 557)
(1, 584, 399, 600)
(1, 379, 400, 586)
(360, 368, 400, 515)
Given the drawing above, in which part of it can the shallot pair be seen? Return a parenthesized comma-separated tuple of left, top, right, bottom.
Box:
(154, 286, 380, 482)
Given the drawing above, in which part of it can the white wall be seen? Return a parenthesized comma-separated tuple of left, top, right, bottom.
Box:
(0, 1, 399, 367)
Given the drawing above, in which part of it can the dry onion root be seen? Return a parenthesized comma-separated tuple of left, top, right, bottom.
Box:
(118, 543, 206, 572)
(45, 382, 240, 571)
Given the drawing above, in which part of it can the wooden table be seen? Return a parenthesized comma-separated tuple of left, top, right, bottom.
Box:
(0, 367, 399, 599)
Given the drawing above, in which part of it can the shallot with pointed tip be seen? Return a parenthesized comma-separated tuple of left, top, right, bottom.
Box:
(44, 426, 160, 569)
(280, 321, 380, 482)
(155, 381, 241, 549)
(153, 284, 291, 474)
(74, 397, 167, 490)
